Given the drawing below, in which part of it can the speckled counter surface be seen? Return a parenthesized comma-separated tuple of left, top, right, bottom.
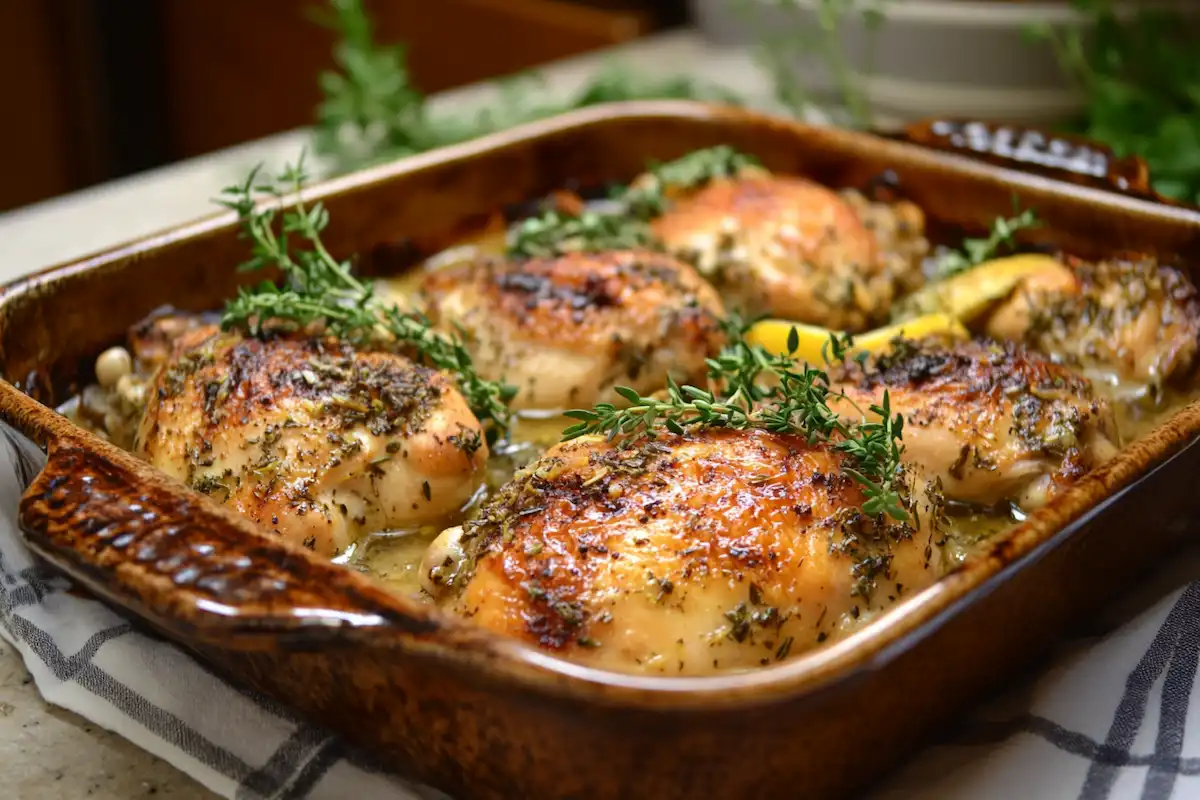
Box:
(0, 640, 214, 799)
(0, 31, 771, 800)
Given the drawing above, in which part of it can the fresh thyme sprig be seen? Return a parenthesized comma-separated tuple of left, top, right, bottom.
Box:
(504, 145, 761, 259)
(562, 381, 754, 441)
(934, 206, 1040, 279)
(706, 313, 800, 406)
(311, 0, 435, 168)
(562, 319, 909, 521)
(834, 391, 906, 518)
(507, 208, 660, 259)
(619, 145, 761, 219)
(216, 155, 514, 436)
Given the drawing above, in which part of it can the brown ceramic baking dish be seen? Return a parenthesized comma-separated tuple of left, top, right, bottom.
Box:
(3, 101, 1200, 799)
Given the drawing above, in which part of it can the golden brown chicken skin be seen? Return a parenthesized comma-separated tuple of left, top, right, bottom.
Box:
(419, 249, 725, 411)
(135, 327, 488, 557)
(439, 428, 946, 675)
(985, 254, 1200, 392)
(831, 338, 1119, 511)
(127, 308, 220, 372)
(650, 174, 927, 330)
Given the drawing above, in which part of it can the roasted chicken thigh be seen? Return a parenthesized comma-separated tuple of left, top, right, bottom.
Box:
(420, 249, 725, 411)
(831, 338, 1119, 510)
(135, 327, 489, 557)
(438, 428, 946, 674)
(650, 171, 927, 330)
(984, 254, 1200, 392)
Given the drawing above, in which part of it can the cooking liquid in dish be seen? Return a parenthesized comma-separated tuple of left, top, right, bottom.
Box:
(351, 393, 1190, 598)
(347, 231, 1195, 600)
(338, 411, 564, 596)
(59, 214, 1197, 593)
(56, 174, 1200, 672)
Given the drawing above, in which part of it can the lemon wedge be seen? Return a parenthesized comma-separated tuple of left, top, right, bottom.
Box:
(746, 313, 969, 364)
(895, 253, 1071, 322)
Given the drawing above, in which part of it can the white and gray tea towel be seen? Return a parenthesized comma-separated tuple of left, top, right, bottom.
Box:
(2, 423, 1200, 800)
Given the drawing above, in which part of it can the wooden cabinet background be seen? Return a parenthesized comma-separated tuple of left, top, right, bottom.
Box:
(0, 1, 108, 212)
(0, 0, 680, 213)
(159, 0, 658, 158)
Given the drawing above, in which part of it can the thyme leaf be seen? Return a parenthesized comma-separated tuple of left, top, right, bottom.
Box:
(562, 318, 909, 521)
(507, 208, 659, 260)
(934, 206, 1040, 279)
(504, 145, 761, 259)
(216, 154, 514, 438)
(618, 145, 761, 219)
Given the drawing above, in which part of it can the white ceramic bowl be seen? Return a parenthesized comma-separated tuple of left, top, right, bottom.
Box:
(689, 0, 1192, 129)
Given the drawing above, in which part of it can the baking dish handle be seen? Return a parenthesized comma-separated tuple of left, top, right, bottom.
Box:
(897, 118, 1161, 201)
(17, 435, 454, 652)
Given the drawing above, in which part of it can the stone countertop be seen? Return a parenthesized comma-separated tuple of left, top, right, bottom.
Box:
(0, 638, 213, 799)
(0, 29, 772, 800)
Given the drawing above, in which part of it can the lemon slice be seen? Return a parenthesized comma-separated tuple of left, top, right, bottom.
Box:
(895, 253, 1071, 322)
(746, 313, 969, 364)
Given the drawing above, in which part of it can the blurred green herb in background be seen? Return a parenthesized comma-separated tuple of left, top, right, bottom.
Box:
(934, 206, 1040, 280)
(732, 0, 886, 129)
(1025, 0, 1200, 203)
(313, 0, 743, 173)
(314, 0, 1200, 206)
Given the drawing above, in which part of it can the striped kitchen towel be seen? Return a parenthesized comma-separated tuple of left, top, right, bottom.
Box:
(1, 421, 1199, 800)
